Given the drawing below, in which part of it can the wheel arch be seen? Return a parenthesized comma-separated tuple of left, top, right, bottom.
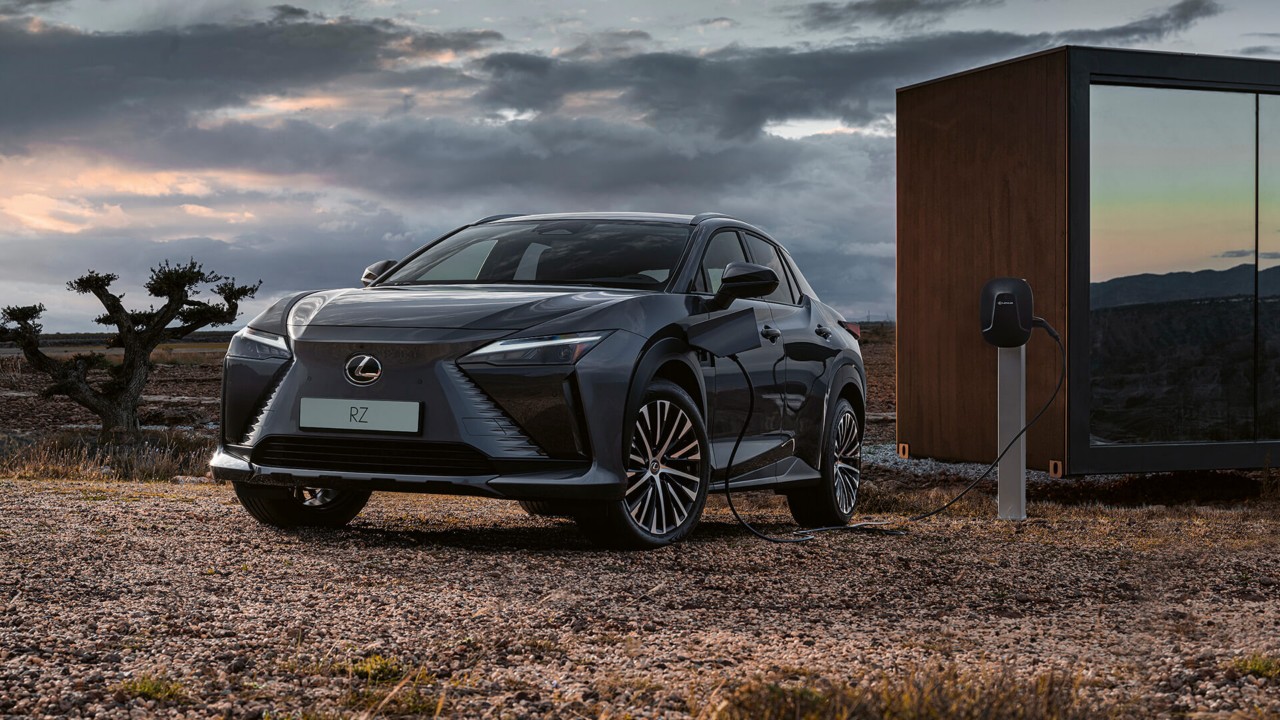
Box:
(828, 363, 867, 450)
(622, 334, 707, 459)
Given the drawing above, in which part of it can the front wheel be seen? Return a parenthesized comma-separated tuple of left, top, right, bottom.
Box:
(234, 482, 371, 528)
(574, 380, 710, 549)
(787, 396, 861, 528)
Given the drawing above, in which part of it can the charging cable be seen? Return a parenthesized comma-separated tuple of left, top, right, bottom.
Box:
(721, 354, 814, 543)
(720, 317, 1065, 542)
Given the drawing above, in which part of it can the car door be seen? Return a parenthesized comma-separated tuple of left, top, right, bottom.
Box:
(689, 229, 789, 481)
(741, 233, 840, 445)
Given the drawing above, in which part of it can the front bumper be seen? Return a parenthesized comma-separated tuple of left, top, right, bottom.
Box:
(210, 447, 623, 500)
(217, 326, 649, 501)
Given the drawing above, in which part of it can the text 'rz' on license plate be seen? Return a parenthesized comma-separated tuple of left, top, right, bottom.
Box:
(299, 398, 420, 433)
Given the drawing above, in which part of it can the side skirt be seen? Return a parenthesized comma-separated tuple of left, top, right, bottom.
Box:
(708, 456, 822, 493)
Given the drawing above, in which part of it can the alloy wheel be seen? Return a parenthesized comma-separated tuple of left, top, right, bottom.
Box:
(624, 399, 704, 536)
(833, 410, 861, 514)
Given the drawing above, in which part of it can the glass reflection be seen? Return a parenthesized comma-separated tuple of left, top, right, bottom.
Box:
(1260, 94, 1280, 439)
(1089, 85, 1256, 444)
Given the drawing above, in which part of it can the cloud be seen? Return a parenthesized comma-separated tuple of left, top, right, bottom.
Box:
(695, 17, 741, 31)
(475, 32, 1050, 138)
(472, 2, 1220, 139)
(556, 29, 654, 61)
(0, 194, 130, 234)
(126, 115, 811, 199)
(180, 203, 255, 223)
(0, 0, 67, 13)
(1057, 0, 1222, 45)
(268, 4, 311, 23)
(786, 0, 1003, 31)
(0, 15, 503, 143)
(1218, 249, 1280, 259)
(1239, 45, 1280, 56)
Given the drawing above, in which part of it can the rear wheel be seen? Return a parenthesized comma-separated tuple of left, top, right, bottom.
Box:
(234, 482, 371, 528)
(787, 396, 861, 528)
(574, 380, 709, 549)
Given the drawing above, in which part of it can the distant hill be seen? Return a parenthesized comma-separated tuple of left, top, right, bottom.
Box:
(1091, 263, 1280, 309)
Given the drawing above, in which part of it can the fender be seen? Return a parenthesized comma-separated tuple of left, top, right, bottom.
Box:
(621, 332, 708, 458)
(797, 361, 866, 467)
(246, 290, 316, 336)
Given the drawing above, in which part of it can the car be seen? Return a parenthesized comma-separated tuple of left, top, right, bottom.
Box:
(212, 212, 866, 548)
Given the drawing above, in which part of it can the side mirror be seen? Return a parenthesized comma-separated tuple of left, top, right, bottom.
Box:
(361, 260, 397, 287)
(708, 262, 778, 311)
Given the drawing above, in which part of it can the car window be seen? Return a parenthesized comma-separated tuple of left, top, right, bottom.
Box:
(419, 238, 498, 281)
(514, 242, 549, 281)
(382, 220, 692, 290)
(743, 233, 796, 304)
(781, 250, 816, 301)
(695, 230, 748, 293)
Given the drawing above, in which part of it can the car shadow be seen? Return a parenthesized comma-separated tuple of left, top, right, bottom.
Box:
(277, 516, 775, 553)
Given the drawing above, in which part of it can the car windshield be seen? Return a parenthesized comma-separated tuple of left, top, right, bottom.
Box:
(380, 220, 692, 290)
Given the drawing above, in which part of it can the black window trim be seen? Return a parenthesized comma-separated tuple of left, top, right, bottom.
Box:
(741, 231, 801, 306)
(689, 228, 749, 296)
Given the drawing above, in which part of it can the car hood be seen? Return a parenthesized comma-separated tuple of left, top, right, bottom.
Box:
(303, 285, 645, 330)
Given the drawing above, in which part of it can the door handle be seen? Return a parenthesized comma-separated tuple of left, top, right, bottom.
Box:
(761, 326, 781, 342)
(815, 325, 832, 339)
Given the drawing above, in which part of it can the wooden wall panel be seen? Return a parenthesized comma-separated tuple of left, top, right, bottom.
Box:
(896, 49, 1069, 470)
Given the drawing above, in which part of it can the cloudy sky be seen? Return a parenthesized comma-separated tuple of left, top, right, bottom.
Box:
(1, 0, 1275, 331)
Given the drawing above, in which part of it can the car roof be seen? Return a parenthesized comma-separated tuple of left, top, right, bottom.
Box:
(477, 211, 775, 244)
(486, 212, 696, 224)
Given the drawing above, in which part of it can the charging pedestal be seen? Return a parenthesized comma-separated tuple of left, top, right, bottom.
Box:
(997, 346, 1027, 520)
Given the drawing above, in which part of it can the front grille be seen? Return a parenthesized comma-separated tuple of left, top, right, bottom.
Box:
(252, 436, 495, 476)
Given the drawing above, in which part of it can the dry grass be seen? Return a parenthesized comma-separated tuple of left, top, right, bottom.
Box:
(693, 665, 1100, 720)
(113, 673, 186, 703)
(1230, 654, 1280, 680)
(0, 430, 214, 482)
(149, 347, 226, 366)
(0, 354, 23, 386)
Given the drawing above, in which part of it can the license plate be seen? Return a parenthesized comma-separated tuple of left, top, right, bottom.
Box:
(299, 398, 420, 433)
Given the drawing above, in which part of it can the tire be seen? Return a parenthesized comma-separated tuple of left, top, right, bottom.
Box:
(787, 396, 861, 528)
(234, 482, 371, 528)
(518, 500, 581, 517)
(574, 380, 710, 549)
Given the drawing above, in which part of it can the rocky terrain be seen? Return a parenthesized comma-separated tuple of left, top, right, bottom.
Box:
(1, 479, 1277, 718)
(2, 327, 1278, 718)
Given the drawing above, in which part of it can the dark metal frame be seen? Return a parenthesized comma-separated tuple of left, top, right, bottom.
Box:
(1066, 47, 1280, 474)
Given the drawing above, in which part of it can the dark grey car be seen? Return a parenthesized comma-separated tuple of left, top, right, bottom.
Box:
(213, 212, 865, 548)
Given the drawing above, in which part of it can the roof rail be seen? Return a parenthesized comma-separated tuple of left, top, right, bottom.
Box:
(689, 212, 731, 225)
(474, 214, 524, 224)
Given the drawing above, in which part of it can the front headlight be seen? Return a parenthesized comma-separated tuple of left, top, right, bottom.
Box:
(227, 327, 291, 360)
(463, 331, 611, 365)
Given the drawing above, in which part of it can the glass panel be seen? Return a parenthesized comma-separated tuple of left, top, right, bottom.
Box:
(1260, 94, 1280, 439)
(1089, 85, 1256, 445)
(743, 234, 797, 305)
(699, 231, 747, 293)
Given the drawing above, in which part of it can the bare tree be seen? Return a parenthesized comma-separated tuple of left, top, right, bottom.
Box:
(0, 260, 259, 441)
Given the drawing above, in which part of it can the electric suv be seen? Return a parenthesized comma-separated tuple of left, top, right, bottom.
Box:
(213, 212, 866, 548)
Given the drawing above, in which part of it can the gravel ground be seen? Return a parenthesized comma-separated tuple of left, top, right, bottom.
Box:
(2, 477, 1278, 718)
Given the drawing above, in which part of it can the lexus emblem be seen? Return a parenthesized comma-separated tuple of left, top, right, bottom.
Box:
(345, 354, 382, 386)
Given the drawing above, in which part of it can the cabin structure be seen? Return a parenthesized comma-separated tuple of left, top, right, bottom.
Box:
(897, 46, 1280, 475)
